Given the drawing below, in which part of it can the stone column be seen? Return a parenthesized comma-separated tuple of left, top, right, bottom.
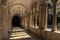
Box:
(52, 0, 57, 31)
(7, 0, 11, 32)
(40, 0, 47, 29)
(44, 2, 47, 29)
(32, 7, 36, 27)
(45, 8, 48, 29)
(29, 15, 31, 27)
(22, 13, 25, 28)
(25, 17, 26, 28)
(23, 17, 25, 28)
(0, 1, 4, 40)
(30, 14, 33, 27)
(28, 9, 34, 27)
(39, 4, 42, 29)
(35, 13, 38, 27)
(27, 13, 30, 27)
(22, 18, 24, 28)
(35, 5, 39, 28)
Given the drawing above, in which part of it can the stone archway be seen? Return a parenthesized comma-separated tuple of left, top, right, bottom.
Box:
(12, 14, 22, 27)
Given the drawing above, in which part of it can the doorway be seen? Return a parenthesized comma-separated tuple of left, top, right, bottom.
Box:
(12, 15, 21, 27)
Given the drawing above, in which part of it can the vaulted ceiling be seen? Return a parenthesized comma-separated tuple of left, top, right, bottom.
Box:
(8, 0, 35, 17)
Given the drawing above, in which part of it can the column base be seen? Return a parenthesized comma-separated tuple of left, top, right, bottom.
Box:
(35, 26, 39, 29)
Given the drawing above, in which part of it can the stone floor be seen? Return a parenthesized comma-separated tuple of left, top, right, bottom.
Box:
(9, 27, 40, 40)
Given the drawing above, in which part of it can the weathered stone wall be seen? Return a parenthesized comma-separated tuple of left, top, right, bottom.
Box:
(0, 0, 4, 40)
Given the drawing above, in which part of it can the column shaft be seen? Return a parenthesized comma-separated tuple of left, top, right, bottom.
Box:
(35, 13, 37, 26)
(52, 3, 57, 31)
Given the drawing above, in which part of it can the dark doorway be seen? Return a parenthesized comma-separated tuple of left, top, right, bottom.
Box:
(12, 15, 21, 27)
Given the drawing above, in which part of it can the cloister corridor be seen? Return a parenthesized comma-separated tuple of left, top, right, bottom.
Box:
(9, 15, 40, 40)
(1, 0, 60, 40)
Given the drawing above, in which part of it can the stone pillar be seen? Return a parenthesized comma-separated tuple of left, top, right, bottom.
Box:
(35, 5, 39, 28)
(35, 13, 38, 27)
(24, 16, 27, 28)
(52, 0, 57, 31)
(7, 0, 11, 33)
(25, 17, 28, 29)
(45, 7, 48, 29)
(23, 17, 25, 28)
(24, 17, 26, 28)
(28, 9, 34, 27)
(22, 13, 25, 28)
(32, 15, 34, 27)
(32, 7, 36, 27)
(30, 14, 33, 27)
(8, 13, 11, 32)
(39, 4, 42, 29)
(0, 0, 4, 40)
(40, 0, 47, 29)
(27, 13, 30, 27)
(22, 17, 24, 28)
(44, 2, 47, 29)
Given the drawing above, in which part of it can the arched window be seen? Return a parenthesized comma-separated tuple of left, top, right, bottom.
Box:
(1, 0, 6, 6)
(47, 2, 53, 29)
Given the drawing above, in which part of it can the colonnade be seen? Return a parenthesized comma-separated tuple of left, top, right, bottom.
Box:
(23, 0, 58, 32)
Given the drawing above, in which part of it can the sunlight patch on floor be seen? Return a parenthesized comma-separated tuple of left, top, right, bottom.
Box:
(10, 27, 31, 40)
(10, 27, 40, 40)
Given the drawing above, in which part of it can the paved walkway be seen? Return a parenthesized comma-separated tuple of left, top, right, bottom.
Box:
(9, 27, 40, 40)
